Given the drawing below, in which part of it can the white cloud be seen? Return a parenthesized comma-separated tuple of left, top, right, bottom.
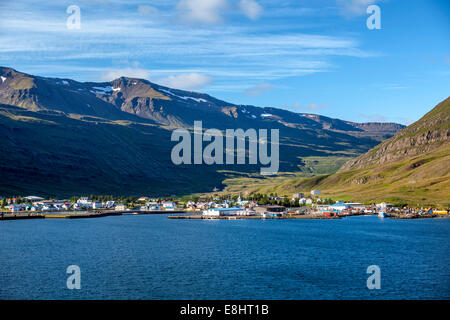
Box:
(99, 68, 150, 81)
(158, 73, 213, 90)
(238, 0, 263, 20)
(244, 83, 273, 96)
(176, 0, 228, 24)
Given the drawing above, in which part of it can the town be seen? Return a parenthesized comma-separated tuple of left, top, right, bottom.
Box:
(1, 190, 448, 221)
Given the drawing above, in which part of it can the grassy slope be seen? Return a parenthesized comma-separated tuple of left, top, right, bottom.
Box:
(216, 144, 449, 207)
(212, 98, 450, 207)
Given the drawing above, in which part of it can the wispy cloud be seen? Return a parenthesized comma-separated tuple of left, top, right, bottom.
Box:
(99, 68, 151, 81)
(176, 0, 228, 24)
(238, 0, 263, 20)
(157, 73, 214, 90)
(0, 0, 376, 93)
(336, 0, 381, 17)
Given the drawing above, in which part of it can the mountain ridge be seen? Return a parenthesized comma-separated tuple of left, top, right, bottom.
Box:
(0, 67, 406, 197)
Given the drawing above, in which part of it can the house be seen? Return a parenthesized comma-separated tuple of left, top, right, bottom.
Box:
(299, 198, 307, 205)
(186, 201, 196, 208)
(253, 205, 286, 216)
(92, 201, 103, 209)
(115, 204, 127, 211)
(162, 202, 176, 210)
(62, 203, 72, 210)
(328, 202, 350, 212)
(376, 202, 393, 210)
(104, 201, 116, 208)
(203, 207, 250, 217)
(73, 203, 83, 210)
(137, 196, 149, 202)
(9, 204, 25, 212)
(347, 203, 366, 210)
(146, 202, 161, 210)
(42, 204, 55, 211)
(311, 190, 321, 196)
(305, 199, 313, 205)
(77, 197, 92, 208)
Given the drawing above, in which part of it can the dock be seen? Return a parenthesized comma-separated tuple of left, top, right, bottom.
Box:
(168, 214, 341, 220)
(0, 209, 190, 220)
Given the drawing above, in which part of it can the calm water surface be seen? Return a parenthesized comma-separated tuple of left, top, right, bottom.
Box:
(0, 215, 449, 299)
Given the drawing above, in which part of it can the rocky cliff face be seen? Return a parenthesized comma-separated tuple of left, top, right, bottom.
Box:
(340, 97, 450, 171)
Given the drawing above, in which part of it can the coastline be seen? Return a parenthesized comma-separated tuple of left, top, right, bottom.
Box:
(1, 210, 448, 221)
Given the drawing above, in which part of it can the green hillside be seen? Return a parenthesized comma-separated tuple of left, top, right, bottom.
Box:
(218, 97, 450, 207)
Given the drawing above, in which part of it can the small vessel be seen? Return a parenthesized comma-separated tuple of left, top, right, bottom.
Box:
(378, 211, 386, 218)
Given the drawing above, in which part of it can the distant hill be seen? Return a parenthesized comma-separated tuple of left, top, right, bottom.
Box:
(259, 97, 449, 207)
(0, 67, 404, 197)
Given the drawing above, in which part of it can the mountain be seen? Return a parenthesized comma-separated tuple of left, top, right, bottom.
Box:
(261, 97, 449, 207)
(0, 67, 404, 197)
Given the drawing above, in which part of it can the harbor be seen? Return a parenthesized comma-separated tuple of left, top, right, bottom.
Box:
(0, 209, 189, 220)
(1, 193, 448, 222)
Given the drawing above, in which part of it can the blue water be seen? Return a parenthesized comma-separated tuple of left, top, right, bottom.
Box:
(0, 215, 449, 299)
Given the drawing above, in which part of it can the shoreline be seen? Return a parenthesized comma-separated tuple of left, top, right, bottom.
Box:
(1, 210, 448, 221)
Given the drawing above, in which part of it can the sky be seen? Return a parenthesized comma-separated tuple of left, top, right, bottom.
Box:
(0, 0, 449, 124)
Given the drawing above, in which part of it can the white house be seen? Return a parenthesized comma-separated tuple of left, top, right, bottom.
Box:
(115, 204, 127, 211)
(347, 203, 366, 210)
(203, 207, 249, 217)
(162, 202, 176, 210)
(306, 199, 314, 205)
(328, 202, 350, 212)
(376, 202, 393, 210)
(92, 201, 103, 209)
(311, 190, 321, 196)
(299, 198, 307, 205)
(104, 201, 116, 208)
(77, 197, 92, 208)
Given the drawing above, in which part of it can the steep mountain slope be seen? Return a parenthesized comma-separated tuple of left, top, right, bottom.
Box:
(0, 67, 405, 197)
(257, 97, 450, 207)
(340, 97, 450, 170)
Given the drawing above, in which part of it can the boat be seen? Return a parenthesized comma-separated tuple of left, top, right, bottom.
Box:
(378, 211, 386, 218)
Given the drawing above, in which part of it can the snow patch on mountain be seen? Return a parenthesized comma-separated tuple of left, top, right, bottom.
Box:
(159, 88, 208, 103)
(1, 76, 6, 83)
(90, 86, 113, 95)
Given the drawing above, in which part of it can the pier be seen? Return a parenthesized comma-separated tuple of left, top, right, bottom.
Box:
(0, 209, 190, 220)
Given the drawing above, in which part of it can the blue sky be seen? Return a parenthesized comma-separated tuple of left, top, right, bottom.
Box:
(0, 0, 449, 124)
